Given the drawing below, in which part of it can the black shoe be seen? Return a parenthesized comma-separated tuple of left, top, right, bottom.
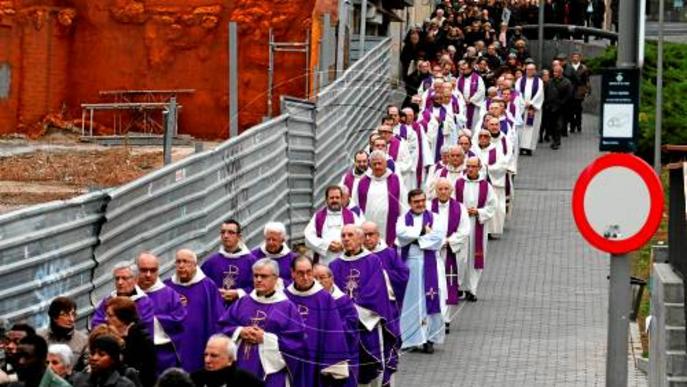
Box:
(523, 149, 532, 156)
(544, 136, 551, 142)
(466, 292, 478, 302)
(550, 143, 560, 150)
(458, 290, 465, 300)
(538, 138, 543, 144)
(561, 132, 568, 137)
(445, 323, 450, 335)
(422, 342, 435, 354)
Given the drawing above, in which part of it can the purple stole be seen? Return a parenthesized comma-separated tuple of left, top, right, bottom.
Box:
(343, 170, 355, 193)
(455, 178, 489, 269)
(439, 166, 449, 178)
(508, 101, 516, 117)
(520, 77, 540, 126)
(467, 150, 476, 158)
(387, 158, 396, 172)
(357, 174, 401, 246)
(412, 122, 425, 188)
(500, 119, 510, 134)
(431, 106, 447, 163)
(451, 95, 460, 116)
(399, 210, 441, 314)
(431, 199, 461, 305)
(398, 124, 408, 140)
(424, 91, 434, 110)
(421, 76, 433, 91)
(388, 137, 400, 161)
(458, 72, 480, 128)
(314, 207, 355, 262)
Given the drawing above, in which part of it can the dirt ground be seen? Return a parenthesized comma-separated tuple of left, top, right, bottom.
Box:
(0, 130, 201, 214)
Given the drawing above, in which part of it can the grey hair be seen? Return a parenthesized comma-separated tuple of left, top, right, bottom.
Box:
(369, 149, 387, 161)
(207, 334, 236, 361)
(252, 257, 279, 277)
(112, 261, 138, 277)
(263, 221, 287, 240)
(313, 263, 333, 277)
(449, 145, 464, 155)
(440, 144, 452, 155)
(434, 177, 454, 193)
(48, 344, 74, 369)
(339, 184, 351, 196)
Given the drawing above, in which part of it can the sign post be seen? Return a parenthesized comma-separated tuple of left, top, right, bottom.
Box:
(572, 153, 664, 386)
(599, 68, 640, 152)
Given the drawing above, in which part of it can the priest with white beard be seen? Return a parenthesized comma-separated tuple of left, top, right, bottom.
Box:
(472, 126, 511, 238)
(515, 63, 545, 155)
(305, 185, 363, 265)
(453, 157, 497, 302)
(396, 189, 446, 354)
(429, 178, 470, 329)
(352, 150, 407, 246)
(425, 145, 466, 199)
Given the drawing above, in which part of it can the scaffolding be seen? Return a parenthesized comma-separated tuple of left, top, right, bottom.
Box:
(267, 29, 310, 118)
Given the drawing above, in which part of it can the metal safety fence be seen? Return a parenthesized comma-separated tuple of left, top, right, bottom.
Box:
(0, 37, 392, 327)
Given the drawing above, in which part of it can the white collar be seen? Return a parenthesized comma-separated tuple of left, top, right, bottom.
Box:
(249, 289, 288, 304)
(110, 285, 147, 301)
(330, 284, 346, 300)
(365, 169, 392, 181)
(437, 199, 450, 207)
(218, 243, 251, 258)
(338, 248, 372, 262)
(171, 268, 206, 286)
(286, 281, 323, 297)
(326, 207, 344, 216)
(143, 278, 166, 293)
(259, 243, 291, 259)
(372, 240, 388, 253)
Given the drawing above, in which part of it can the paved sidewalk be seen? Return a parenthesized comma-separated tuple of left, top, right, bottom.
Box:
(395, 116, 648, 386)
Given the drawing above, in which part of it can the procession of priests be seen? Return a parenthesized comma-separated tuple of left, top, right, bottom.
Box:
(4, 2, 598, 387)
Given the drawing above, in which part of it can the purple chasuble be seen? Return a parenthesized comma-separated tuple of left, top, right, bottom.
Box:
(145, 284, 187, 374)
(356, 174, 402, 246)
(374, 246, 410, 310)
(164, 276, 224, 372)
(329, 253, 399, 385)
(454, 178, 489, 269)
(250, 246, 297, 287)
(431, 198, 462, 305)
(458, 72, 480, 128)
(201, 250, 257, 296)
(285, 284, 351, 387)
(399, 211, 441, 314)
(332, 290, 360, 387)
(218, 293, 306, 387)
(91, 290, 155, 339)
(433, 105, 447, 163)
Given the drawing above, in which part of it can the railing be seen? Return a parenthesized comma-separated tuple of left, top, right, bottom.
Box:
(0, 37, 393, 327)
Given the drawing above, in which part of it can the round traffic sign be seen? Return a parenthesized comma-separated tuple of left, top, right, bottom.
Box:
(572, 153, 664, 254)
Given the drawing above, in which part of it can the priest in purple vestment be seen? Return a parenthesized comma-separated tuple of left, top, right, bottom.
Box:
(90, 261, 155, 338)
(329, 225, 399, 386)
(201, 219, 257, 304)
(164, 249, 225, 373)
(218, 258, 307, 387)
(285, 256, 351, 386)
(313, 263, 360, 387)
(137, 252, 187, 376)
(251, 222, 297, 289)
(361, 221, 409, 310)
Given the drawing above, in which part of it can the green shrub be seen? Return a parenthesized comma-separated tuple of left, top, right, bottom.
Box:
(586, 42, 687, 161)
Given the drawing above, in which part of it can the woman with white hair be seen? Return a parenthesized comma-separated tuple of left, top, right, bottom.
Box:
(48, 344, 76, 383)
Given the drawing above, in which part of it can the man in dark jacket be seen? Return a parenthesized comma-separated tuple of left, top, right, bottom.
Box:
(563, 51, 591, 133)
(191, 334, 263, 387)
(544, 64, 573, 150)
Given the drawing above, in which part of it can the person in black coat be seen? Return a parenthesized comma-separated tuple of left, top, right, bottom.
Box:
(544, 64, 573, 149)
(191, 335, 263, 387)
(71, 335, 136, 387)
(104, 297, 156, 387)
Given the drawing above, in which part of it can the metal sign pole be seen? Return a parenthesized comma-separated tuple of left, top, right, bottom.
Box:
(537, 0, 544, 70)
(654, 0, 664, 174)
(606, 253, 631, 386)
(229, 22, 238, 138)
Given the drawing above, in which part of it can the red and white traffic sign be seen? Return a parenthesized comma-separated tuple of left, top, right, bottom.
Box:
(572, 153, 664, 254)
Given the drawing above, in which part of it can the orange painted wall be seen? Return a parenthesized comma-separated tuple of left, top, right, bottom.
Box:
(0, 0, 337, 139)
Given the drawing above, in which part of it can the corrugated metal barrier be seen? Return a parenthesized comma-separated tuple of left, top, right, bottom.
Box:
(0, 37, 392, 327)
